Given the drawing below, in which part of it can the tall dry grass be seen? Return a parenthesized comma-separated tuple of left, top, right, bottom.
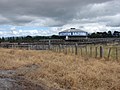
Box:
(0, 48, 120, 90)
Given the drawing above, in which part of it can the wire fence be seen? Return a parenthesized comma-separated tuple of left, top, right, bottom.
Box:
(50, 44, 120, 61)
(0, 43, 120, 61)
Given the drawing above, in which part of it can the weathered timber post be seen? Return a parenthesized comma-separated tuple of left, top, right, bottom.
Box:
(54, 46, 56, 52)
(28, 45, 30, 50)
(90, 46, 92, 57)
(100, 46, 103, 58)
(56, 46, 57, 52)
(55, 46, 57, 52)
(63, 45, 65, 53)
(65, 45, 68, 54)
(64, 45, 67, 55)
(30, 45, 32, 50)
(72, 46, 74, 54)
(48, 40, 51, 50)
(116, 47, 118, 60)
(95, 47, 98, 58)
(61, 45, 63, 53)
(57, 45, 59, 53)
(85, 46, 87, 55)
(59, 44, 61, 53)
(50, 45, 52, 51)
(52, 45, 54, 52)
(68, 46, 70, 54)
(53, 45, 55, 52)
(12, 44, 14, 49)
(108, 48, 111, 59)
(75, 43, 78, 55)
(81, 47, 83, 56)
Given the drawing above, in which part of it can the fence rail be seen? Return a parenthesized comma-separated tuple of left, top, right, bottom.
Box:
(0, 44, 50, 50)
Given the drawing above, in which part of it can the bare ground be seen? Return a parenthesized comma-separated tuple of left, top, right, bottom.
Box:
(0, 69, 45, 90)
(0, 65, 59, 90)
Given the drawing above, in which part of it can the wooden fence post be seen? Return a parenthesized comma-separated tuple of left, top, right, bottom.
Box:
(108, 48, 111, 59)
(63, 45, 65, 53)
(48, 40, 51, 50)
(65, 45, 67, 55)
(75, 43, 78, 55)
(68, 46, 70, 54)
(90, 46, 92, 57)
(53, 46, 55, 52)
(81, 48, 83, 56)
(12, 44, 14, 49)
(116, 47, 118, 60)
(52, 45, 54, 52)
(54, 46, 56, 52)
(28, 45, 30, 50)
(85, 46, 87, 55)
(56, 46, 58, 52)
(72, 46, 74, 54)
(59, 44, 61, 53)
(61, 45, 63, 53)
(100, 46, 103, 58)
(95, 47, 98, 58)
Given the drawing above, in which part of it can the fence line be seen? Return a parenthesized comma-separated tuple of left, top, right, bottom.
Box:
(0, 44, 51, 50)
(51, 44, 120, 61)
(0, 43, 120, 61)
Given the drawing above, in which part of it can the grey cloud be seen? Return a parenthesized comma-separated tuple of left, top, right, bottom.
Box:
(26, 18, 64, 27)
(77, 0, 120, 19)
(72, 0, 120, 28)
(0, 0, 113, 26)
(0, 15, 10, 24)
(106, 14, 120, 27)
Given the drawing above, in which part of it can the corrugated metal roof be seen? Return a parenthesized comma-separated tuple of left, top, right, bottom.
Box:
(60, 28, 87, 33)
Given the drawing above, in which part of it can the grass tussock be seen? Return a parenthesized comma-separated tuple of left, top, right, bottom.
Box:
(0, 48, 120, 90)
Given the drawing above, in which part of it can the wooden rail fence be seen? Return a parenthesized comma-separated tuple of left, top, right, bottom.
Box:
(0, 41, 120, 61)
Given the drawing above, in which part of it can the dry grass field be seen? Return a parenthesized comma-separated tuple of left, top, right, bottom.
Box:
(0, 48, 120, 90)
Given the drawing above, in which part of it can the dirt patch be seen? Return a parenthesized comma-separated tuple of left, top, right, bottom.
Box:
(0, 77, 46, 90)
(0, 65, 59, 90)
(0, 69, 45, 90)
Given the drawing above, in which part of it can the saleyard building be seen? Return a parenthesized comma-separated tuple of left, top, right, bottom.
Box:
(59, 28, 88, 40)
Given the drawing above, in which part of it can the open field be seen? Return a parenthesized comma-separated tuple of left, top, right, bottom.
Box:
(0, 48, 120, 90)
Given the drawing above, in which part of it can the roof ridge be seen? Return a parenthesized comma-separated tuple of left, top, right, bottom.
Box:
(61, 28, 86, 32)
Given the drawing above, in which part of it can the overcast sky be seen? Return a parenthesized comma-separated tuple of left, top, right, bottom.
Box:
(0, 0, 120, 37)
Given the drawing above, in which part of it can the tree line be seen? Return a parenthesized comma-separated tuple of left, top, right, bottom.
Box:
(0, 31, 120, 42)
(0, 35, 62, 43)
(88, 31, 120, 38)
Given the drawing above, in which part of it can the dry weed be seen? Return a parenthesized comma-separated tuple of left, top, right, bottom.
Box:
(0, 48, 120, 90)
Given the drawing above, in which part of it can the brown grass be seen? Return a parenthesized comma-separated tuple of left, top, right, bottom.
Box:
(0, 48, 120, 90)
